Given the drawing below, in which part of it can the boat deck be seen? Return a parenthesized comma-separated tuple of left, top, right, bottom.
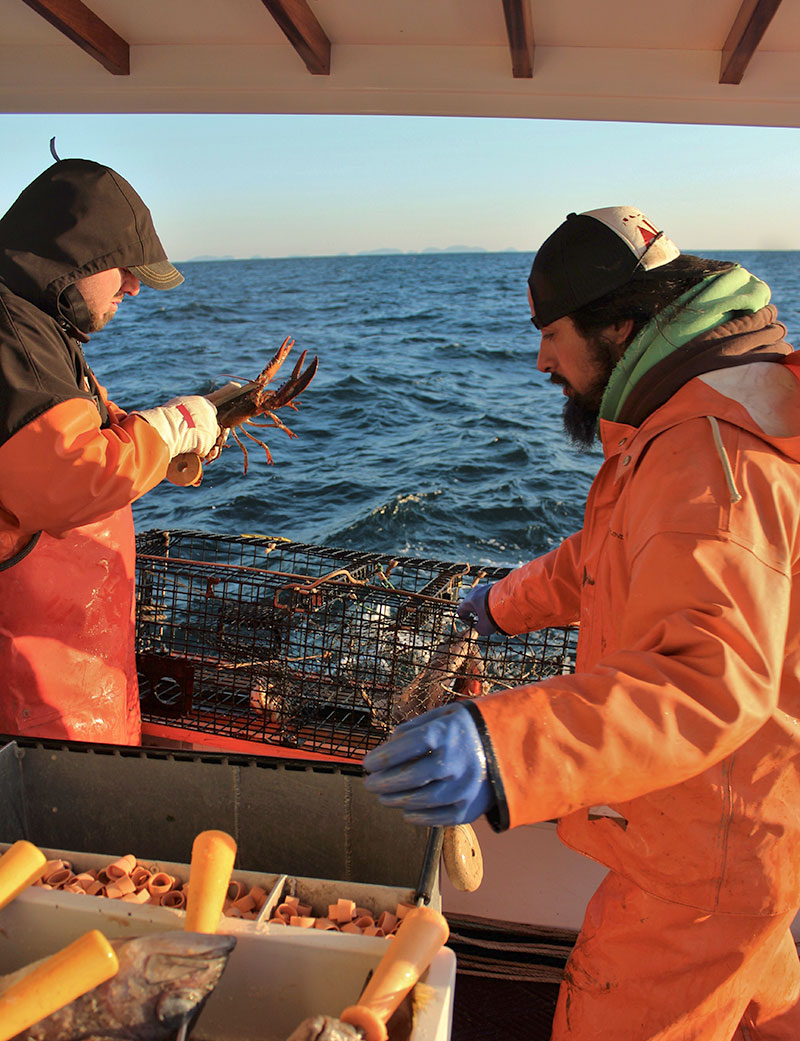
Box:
(453, 976, 559, 1040)
(445, 914, 570, 1040)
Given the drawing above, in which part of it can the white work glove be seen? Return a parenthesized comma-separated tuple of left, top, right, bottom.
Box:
(134, 395, 220, 459)
(204, 381, 240, 461)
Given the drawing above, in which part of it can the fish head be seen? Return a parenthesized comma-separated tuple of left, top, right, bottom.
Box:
(20, 931, 237, 1041)
(285, 1014, 364, 1041)
(142, 935, 236, 1027)
(107, 931, 237, 1036)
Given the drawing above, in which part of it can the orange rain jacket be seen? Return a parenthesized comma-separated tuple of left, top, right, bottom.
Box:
(0, 160, 174, 743)
(471, 315, 800, 916)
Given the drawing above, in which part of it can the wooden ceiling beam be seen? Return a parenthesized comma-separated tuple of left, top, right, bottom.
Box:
(502, 0, 534, 78)
(20, 0, 129, 75)
(720, 0, 782, 84)
(259, 0, 331, 75)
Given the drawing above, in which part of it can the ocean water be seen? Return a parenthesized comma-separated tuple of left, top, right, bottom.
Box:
(88, 250, 800, 569)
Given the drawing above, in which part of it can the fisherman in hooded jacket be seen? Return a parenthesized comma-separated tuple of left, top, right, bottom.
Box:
(363, 208, 800, 1038)
(0, 158, 221, 744)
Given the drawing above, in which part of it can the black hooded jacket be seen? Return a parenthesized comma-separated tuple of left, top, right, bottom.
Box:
(0, 159, 172, 564)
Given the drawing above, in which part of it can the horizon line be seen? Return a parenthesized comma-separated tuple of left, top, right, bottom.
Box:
(178, 246, 799, 264)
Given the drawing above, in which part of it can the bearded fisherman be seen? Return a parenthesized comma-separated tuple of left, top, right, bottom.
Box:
(364, 208, 800, 1039)
(0, 157, 221, 743)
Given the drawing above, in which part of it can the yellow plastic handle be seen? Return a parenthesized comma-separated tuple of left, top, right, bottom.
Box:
(339, 905, 450, 1041)
(0, 929, 119, 1041)
(0, 840, 47, 911)
(184, 829, 237, 934)
(166, 453, 204, 486)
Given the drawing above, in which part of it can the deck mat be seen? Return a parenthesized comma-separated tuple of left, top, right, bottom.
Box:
(445, 914, 572, 1039)
(452, 975, 560, 1040)
(445, 913, 574, 984)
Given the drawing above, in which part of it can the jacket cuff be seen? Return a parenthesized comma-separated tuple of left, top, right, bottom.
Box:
(462, 700, 510, 832)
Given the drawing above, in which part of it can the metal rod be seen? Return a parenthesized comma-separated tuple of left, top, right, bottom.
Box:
(173, 1015, 192, 1041)
(414, 826, 444, 906)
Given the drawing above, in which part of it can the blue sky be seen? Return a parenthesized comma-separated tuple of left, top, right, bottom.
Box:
(2, 113, 799, 260)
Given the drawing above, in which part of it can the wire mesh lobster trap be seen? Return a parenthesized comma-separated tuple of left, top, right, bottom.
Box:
(135, 529, 578, 761)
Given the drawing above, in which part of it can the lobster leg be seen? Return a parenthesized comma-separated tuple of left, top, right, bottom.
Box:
(229, 427, 251, 475)
(240, 427, 275, 464)
(246, 413, 297, 439)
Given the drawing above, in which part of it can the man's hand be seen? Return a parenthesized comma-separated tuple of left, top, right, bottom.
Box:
(456, 584, 501, 637)
(134, 396, 219, 459)
(363, 704, 494, 826)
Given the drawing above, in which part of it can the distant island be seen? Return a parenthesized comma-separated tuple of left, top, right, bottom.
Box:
(185, 254, 237, 262)
(180, 245, 796, 263)
(183, 246, 521, 262)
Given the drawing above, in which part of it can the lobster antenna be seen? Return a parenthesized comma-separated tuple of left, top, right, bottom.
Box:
(49, 137, 61, 162)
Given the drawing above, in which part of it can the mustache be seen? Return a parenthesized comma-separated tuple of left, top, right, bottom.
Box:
(548, 374, 570, 389)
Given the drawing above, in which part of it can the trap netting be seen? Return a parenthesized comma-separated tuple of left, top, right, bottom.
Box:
(135, 530, 578, 761)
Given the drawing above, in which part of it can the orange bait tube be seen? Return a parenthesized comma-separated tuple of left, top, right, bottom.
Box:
(339, 905, 450, 1041)
(183, 829, 237, 934)
(0, 840, 47, 911)
(0, 929, 119, 1041)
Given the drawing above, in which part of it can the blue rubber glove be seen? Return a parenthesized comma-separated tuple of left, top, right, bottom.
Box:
(362, 704, 495, 826)
(456, 583, 499, 637)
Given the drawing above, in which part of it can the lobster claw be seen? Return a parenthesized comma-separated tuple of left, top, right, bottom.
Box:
(262, 351, 319, 411)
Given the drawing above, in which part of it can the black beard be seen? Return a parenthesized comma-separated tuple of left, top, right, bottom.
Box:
(560, 332, 620, 449)
(563, 397, 601, 448)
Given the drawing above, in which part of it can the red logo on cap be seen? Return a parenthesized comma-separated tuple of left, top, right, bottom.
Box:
(638, 219, 659, 246)
(622, 213, 659, 246)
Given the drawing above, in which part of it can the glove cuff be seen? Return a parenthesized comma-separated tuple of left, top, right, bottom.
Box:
(483, 586, 509, 637)
(461, 700, 510, 832)
(133, 405, 177, 451)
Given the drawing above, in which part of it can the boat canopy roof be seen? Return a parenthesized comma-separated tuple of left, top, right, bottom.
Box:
(3, 0, 799, 128)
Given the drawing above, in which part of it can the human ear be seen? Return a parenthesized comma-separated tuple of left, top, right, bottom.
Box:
(608, 317, 635, 357)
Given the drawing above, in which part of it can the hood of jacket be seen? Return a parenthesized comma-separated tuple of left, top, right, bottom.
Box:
(0, 159, 170, 338)
(599, 266, 793, 428)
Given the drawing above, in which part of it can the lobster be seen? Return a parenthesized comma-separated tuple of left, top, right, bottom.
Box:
(167, 336, 318, 486)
